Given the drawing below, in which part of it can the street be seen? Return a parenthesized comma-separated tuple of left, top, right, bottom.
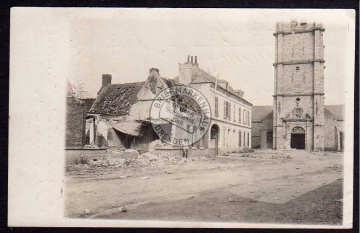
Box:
(65, 149, 343, 224)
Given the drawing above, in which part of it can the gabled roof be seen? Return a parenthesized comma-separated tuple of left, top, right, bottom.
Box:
(325, 105, 345, 121)
(89, 82, 145, 116)
(173, 67, 250, 106)
(252, 106, 273, 122)
(89, 76, 202, 117)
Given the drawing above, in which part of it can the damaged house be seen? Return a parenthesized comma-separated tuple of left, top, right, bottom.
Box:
(87, 69, 197, 151)
(87, 57, 253, 156)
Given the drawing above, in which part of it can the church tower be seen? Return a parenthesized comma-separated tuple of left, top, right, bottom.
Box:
(273, 19, 325, 151)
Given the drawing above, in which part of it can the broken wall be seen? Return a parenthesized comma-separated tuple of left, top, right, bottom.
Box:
(66, 96, 87, 148)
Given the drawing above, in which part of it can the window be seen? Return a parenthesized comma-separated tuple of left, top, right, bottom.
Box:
(233, 105, 236, 122)
(247, 111, 250, 126)
(239, 130, 242, 147)
(233, 130, 236, 147)
(227, 129, 231, 147)
(247, 132, 250, 147)
(267, 131, 273, 142)
(215, 97, 219, 117)
(224, 101, 231, 120)
(243, 131, 246, 147)
(238, 108, 241, 123)
(229, 102, 231, 121)
(243, 109, 246, 125)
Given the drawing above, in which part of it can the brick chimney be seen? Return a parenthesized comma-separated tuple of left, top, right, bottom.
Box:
(102, 74, 112, 87)
(178, 55, 199, 85)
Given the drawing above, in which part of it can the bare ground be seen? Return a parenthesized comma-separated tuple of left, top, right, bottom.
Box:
(64, 149, 343, 225)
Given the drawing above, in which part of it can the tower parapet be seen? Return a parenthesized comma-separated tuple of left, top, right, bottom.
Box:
(274, 19, 325, 35)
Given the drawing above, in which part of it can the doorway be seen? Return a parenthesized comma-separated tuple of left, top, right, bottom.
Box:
(291, 127, 305, 149)
(210, 124, 219, 156)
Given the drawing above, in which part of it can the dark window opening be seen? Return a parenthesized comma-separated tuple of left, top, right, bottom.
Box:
(267, 132, 273, 142)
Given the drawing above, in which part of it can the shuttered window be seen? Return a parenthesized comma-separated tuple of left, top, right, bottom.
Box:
(215, 97, 219, 117)
(229, 102, 231, 121)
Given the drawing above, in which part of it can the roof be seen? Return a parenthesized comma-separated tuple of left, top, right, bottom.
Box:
(112, 121, 143, 136)
(89, 76, 202, 117)
(173, 67, 251, 106)
(251, 105, 345, 122)
(251, 106, 273, 122)
(175, 68, 239, 95)
(161, 77, 202, 113)
(325, 105, 345, 121)
(79, 98, 96, 112)
(89, 82, 145, 116)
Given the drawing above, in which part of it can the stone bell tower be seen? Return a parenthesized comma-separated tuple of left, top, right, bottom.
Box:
(273, 19, 325, 151)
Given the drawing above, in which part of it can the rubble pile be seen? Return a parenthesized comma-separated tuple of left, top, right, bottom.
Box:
(66, 150, 209, 172)
(148, 140, 173, 151)
(134, 152, 182, 166)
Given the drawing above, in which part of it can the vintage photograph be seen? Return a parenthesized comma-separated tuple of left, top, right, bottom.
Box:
(9, 8, 355, 228)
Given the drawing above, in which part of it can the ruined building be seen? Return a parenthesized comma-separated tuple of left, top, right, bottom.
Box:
(66, 81, 87, 148)
(86, 57, 252, 156)
(251, 20, 344, 151)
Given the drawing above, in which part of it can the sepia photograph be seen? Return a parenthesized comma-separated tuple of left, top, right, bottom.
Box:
(8, 8, 355, 228)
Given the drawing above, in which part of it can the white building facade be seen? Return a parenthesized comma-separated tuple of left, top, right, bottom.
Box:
(175, 56, 252, 156)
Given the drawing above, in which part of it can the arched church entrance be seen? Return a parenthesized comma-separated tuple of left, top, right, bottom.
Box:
(291, 126, 305, 149)
(210, 124, 220, 156)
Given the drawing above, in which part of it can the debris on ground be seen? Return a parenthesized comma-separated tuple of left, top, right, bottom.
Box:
(148, 140, 173, 151)
(66, 149, 210, 173)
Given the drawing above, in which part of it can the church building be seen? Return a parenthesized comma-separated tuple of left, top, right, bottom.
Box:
(251, 20, 344, 151)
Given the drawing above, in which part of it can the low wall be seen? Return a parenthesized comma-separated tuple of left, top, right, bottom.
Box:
(65, 149, 107, 165)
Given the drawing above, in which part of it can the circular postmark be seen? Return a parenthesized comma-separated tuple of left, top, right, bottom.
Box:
(150, 86, 211, 147)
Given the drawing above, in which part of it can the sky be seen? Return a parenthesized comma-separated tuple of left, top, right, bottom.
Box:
(22, 8, 357, 106)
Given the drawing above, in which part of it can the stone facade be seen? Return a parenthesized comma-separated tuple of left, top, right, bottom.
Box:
(66, 96, 87, 148)
(252, 20, 344, 152)
(273, 20, 326, 151)
(251, 106, 273, 149)
(251, 105, 344, 151)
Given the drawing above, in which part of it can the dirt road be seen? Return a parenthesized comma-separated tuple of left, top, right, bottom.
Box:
(65, 150, 343, 224)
